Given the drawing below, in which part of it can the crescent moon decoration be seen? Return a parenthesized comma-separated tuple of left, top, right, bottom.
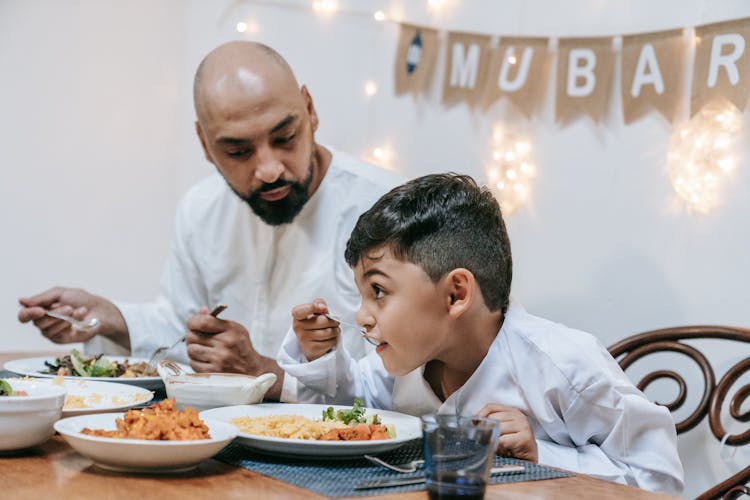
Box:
(406, 31, 423, 75)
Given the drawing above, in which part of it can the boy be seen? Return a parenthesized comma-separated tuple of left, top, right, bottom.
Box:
(278, 173, 683, 495)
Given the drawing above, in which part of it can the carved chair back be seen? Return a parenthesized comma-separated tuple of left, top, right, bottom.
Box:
(608, 325, 750, 500)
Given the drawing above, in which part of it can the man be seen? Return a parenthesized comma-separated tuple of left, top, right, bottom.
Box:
(17, 41, 402, 400)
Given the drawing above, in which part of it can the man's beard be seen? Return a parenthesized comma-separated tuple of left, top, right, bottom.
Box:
(234, 164, 314, 226)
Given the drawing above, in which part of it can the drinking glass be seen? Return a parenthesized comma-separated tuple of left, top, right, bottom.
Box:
(422, 414, 500, 500)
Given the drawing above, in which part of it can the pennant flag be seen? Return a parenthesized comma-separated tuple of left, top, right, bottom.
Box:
(621, 30, 685, 124)
(394, 23, 439, 96)
(483, 37, 550, 116)
(692, 17, 750, 115)
(442, 31, 493, 107)
(556, 37, 615, 123)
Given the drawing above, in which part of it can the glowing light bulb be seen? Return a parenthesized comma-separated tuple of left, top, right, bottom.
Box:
(363, 144, 397, 171)
(364, 80, 378, 97)
(508, 55, 517, 65)
(312, 0, 338, 15)
(485, 123, 536, 215)
(667, 100, 743, 213)
(373, 10, 386, 21)
(236, 22, 247, 33)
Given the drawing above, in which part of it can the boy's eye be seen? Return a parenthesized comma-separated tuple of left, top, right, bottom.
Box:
(371, 284, 384, 299)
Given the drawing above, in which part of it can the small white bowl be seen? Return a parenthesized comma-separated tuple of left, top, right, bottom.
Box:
(54, 413, 238, 473)
(158, 361, 277, 411)
(0, 378, 67, 451)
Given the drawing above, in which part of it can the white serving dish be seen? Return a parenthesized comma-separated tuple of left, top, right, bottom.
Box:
(158, 361, 276, 411)
(54, 412, 238, 473)
(0, 378, 67, 451)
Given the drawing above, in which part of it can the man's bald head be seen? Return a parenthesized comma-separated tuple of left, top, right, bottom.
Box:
(193, 41, 299, 122)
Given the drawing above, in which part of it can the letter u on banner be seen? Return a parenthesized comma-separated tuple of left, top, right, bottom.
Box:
(482, 37, 550, 117)
(621, 29, 685, 124)
(691, 17, 750, 116)
(442, 31, 493, 107)
(556, 37, 615, 123)
(394, 23, 439, 96)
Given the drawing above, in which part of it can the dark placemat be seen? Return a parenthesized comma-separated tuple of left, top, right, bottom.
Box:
(215, 439, 573, 498)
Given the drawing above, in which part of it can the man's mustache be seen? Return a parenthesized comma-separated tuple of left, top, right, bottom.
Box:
(255, 179, 292, 195)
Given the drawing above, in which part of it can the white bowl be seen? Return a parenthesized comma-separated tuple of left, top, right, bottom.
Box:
(54, 413, 238, 473)
(0, 378, 67, 451)
(158, 361, 277, 411)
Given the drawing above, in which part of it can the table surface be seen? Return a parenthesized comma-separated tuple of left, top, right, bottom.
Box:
(2, 352, 677, 499)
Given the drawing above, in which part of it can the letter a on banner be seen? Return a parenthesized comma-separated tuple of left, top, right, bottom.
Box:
(692, 17, 750, 115)
(556, 37, 615, 123)
(442, 31, 493, 107)
(621, 30, 685, 124)
(482, 37, 550, 117)
(394, 23, 439, 96)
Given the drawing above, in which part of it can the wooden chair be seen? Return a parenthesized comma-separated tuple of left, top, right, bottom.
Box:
(608, 325, 750, 500)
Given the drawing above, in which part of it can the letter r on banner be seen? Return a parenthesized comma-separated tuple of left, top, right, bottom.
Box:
(708, 33, 745, 87)
(567, 48, 597, 96)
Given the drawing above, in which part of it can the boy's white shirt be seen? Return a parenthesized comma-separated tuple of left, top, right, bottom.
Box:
(278, 300, 684, 496)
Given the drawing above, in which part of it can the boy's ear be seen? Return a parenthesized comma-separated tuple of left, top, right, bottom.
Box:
(444, 268, 475, 319)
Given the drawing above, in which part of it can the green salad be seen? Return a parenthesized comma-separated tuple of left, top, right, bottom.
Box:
(321, 398, 382, 425)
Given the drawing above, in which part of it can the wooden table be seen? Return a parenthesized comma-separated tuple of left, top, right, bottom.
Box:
(3, 352, 677, 499)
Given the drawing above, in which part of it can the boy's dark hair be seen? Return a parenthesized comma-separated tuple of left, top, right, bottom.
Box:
(345, 173, 512, 314)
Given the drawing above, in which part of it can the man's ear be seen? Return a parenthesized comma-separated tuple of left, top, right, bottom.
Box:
(444, 268, 475, 319)
(301, 85, 319, 132)
(195, 121, 214, 165)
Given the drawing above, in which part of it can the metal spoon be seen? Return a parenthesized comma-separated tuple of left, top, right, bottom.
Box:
(324, 313, 381, 347)
(44, 310, 100, 331)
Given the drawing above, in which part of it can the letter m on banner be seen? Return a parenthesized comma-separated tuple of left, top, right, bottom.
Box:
(442, 32, 492, 107)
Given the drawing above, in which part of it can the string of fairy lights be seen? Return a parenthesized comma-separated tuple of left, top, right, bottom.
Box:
(226, 0, 746, 215)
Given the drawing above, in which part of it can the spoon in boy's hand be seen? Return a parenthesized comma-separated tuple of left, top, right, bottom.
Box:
(324, 313, 381, 346)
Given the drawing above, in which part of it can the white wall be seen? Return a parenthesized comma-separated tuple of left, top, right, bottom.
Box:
(1, 1, 749, 497)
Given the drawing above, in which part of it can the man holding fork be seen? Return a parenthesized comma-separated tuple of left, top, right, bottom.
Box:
(17, 41, 401, 400)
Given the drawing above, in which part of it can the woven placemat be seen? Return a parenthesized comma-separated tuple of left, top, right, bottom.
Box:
(215, 439, 573, 498)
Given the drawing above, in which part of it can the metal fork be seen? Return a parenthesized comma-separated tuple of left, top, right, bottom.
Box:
(147, 304, 227, 370)
(364, 455, 424, 473)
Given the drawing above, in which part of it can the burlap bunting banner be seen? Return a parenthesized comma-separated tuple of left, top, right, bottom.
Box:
(442, 31, 493, 107)
(692, 17, 750, 115)
(556, 37, 615, 123)
(394, 23, 439, 96)
(482, 37, 550, 117)
(621, 30, 685, 124)
(392, 17, 750, 124)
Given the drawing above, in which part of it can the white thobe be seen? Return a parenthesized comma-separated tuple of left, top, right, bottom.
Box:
(278, 301, 684, 495)
(87, 149, 403, 398)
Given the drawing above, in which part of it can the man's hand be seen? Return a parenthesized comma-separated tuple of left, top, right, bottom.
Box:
(18, 287, 129, 348)
(477, 403, 538, 463)
(185, 307, 284, 400)
(291, 298, 340, 361)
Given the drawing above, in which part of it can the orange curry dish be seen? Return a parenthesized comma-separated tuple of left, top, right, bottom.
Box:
(81, 399, 211, 440)
(319, 423, 391, 441)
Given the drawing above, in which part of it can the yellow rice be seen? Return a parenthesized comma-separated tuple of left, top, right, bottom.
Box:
(231, 414, 348, 440)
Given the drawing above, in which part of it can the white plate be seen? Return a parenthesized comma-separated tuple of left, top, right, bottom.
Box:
(54, 413, 238, 473)
(200, 403, 422, 458)
(4, 356, 191, 390)
(6, 377, 154, 417)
